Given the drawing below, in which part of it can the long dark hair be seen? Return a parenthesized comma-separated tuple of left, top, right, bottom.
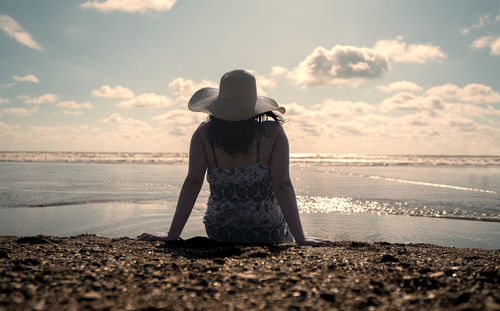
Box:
(207, 111, 285, 156)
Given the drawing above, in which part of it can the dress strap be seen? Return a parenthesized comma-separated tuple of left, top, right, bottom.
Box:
(256, 134, 261, 164)
(210, 140, 218, 168)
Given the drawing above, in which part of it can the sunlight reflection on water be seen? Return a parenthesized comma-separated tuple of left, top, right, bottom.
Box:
(296, 195, 500, 221)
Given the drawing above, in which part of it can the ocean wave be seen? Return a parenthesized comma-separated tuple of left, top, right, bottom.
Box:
(290, 154, 500, 166)
(366, 175, 498, 194)
(1, 152, 499, 166)
(2, 198, 137, 208)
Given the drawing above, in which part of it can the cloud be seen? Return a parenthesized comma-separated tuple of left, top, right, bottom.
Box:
(283, 100, 378, 139)
(153, 109, 204, 123)
(82, 102, 94, 109)
(314, 99, 376, 117)
(447, 117, 481, 132)
(426, 83, 500, 103)
(377, 81, 423, 93)
(373, 36, 446, 63)
(13, 74, 39, 83)
(443, 102, 500, 118)
(168, 78, 217, 95)
(460, 16, 487, 35)
(379, 92, 444, 111)
(56, 101, 94, 115)
(471, 36, 494, 49)
(153, 109, 206, 136)
(99, 113, 158, 148)
(280, 96, 500, 154)
(270, 66, 289, 77)
(169, 71, 275, 98)
(246, 70, 277, 96)
(118, 93, 173, 109)
(101, 113, 122, 123)
(168, 78, 217, 104)
(0, 97, 10, 104)
(62, 110, 84, 115)
(460, 12, 500, 35)
(57, 101, 82, 109)
(0, 121, 173, 152)
(3, 92, 499, 154)
(2, 106, 39, 117)
(168, 78, 198, 95)
(275, 37, 445, 87)
(101, 112, 148, 126)
(285, 45, 389, 87)
(0, 82, 16, 88)
(0, 15, 42, 50)
(471, 36, 500, 56)
(400, 113, 430, 127)
(91, 85, 134, 99)
(81, 0, 177, 13)
(19, 94, 58, 104)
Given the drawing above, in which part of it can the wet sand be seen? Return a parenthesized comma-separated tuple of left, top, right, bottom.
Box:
(0, 235, 499, 310)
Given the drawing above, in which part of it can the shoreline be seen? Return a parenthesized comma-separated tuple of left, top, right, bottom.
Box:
(2, 206, 500, 250)
(0, 235, 499, 310)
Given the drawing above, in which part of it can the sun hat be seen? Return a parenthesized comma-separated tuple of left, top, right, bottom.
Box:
(188, 69, 286, 121)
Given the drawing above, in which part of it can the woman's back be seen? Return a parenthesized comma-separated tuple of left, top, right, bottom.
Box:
(200, 121, 279, 169)
(200, 121, 293, 243)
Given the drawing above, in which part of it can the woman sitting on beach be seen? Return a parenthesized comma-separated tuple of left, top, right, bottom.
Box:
(138, 70, 331, 246)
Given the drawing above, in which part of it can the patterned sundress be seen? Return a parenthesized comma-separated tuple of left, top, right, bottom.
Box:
(203, 136, 293, 244)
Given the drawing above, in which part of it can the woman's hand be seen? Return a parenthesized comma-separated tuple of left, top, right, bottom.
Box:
(136, 232, 174, 242)
(297, 237, 334, 246)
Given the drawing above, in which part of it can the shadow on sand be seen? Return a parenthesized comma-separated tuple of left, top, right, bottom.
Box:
(158, 236, 294, 259)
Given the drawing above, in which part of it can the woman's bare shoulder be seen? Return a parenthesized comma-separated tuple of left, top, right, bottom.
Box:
(262, 120, 283, 131)
(190, 122, 210, 145)
(262, 121, 285, 138)
(197, 121, 209, 130)
(194, 121, 208, 135)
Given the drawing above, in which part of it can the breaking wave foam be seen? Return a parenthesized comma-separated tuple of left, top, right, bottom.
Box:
(1, 152, 499, 166)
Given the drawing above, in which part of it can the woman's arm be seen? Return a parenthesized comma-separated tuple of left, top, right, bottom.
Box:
(165, 125, 208, 240)
(270, 126, 305, 242)
(138, 125, 207, 241)
(270, 126, 332, 246)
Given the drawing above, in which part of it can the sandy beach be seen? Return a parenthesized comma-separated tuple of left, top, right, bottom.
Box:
(0, 235, 499, 310)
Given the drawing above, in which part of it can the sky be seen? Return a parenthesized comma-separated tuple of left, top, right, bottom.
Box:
(0, 0, 499, 154)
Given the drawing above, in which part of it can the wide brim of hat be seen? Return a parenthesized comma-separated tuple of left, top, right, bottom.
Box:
(188, 87, 286, 121)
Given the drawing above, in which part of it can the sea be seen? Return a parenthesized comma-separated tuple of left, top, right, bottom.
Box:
(0, 152, 499, 249)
